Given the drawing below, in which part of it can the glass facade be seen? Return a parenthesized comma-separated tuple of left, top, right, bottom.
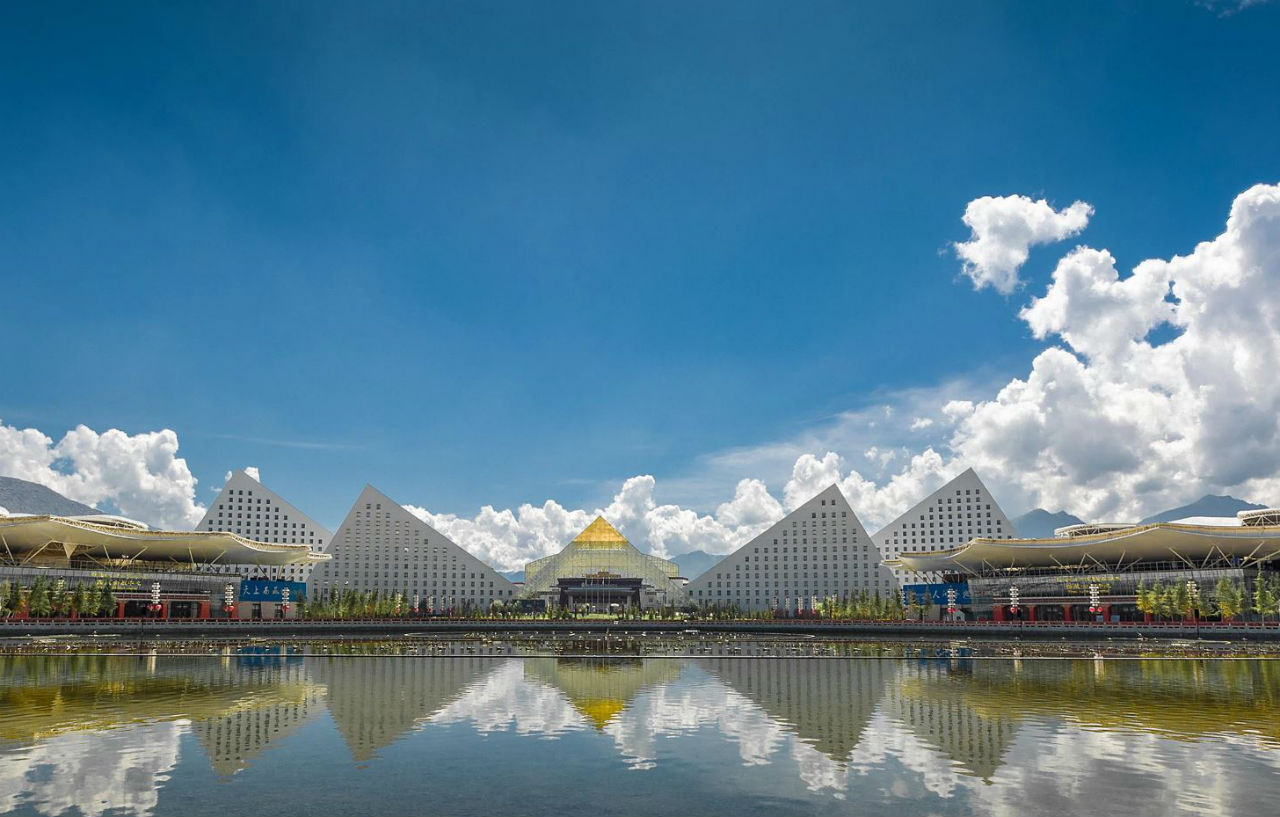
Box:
(523, 517, 685, 607)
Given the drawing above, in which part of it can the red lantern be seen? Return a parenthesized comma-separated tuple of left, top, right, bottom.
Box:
(223, 604, 236, 614)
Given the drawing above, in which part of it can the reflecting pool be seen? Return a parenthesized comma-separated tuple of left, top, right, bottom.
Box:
(2, 651, 1279, 816)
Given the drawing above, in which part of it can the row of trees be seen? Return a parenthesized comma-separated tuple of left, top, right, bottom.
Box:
(0, 578, 120, 619)
(1135, 575, 1280, 622)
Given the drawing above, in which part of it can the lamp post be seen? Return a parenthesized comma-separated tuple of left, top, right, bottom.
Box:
(280, 586, 291, 618)
(223, 583, 236, 618)
(946, 587, 958, 622)
(1009, 585, 1020, 624)
(1088, 582, 1101, 623)
(412, 593, 420, 616)
(148, 581, 162, 617)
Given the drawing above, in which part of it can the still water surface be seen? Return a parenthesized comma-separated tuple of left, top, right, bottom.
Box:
(2, 649, 1279, 816)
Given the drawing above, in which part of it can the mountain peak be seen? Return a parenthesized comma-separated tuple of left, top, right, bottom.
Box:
(1139, 494, 1266, 525)
(1012, 508, 1085, 539)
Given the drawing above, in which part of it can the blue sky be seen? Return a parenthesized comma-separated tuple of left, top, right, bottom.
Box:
(3, 1, 1280, 546)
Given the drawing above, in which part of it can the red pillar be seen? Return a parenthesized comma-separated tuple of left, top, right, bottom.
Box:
(1027, 605, 1038, 621)
(158, 602, 169, 619)
(197, 601, 211, 619)
(1144, 612, 1153, 623)
(116, 601, 127, 619)
(1101, 604, 1112, 622)
(993, 604, 1006, 622)
(1062, 604, 1074, 622)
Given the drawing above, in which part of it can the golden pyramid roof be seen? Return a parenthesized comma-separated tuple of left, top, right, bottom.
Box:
(570, 516, 629, 549)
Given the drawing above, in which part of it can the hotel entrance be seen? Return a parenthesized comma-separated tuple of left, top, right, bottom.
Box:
(556, 577, 645, 612)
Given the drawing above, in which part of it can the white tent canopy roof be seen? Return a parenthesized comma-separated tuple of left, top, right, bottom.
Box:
(0, 514, 331, 566)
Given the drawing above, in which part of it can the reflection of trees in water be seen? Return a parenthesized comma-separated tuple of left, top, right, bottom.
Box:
(929, 659, 1280, 747)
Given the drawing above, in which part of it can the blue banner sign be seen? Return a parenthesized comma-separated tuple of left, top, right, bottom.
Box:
(239, 580, 307, 602)
(902, 582, 970, 606)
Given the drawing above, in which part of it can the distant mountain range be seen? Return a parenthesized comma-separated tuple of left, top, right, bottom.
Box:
(1011, 508, 1085, 539)
(671, 549, 723, 581)
(1013, 494, 1269, 539)
(0, 476, 99, 517)
(1138, 494, 1266, 524)
(500, 570, 525, 583)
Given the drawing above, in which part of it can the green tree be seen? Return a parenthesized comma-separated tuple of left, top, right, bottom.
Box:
(1173, 581, 1193, 620)
(1254, 572, 1279, 626)
(97, 581, 118, 617)
(1155, 583, 1176, 621)
(84, 582, 101, 618)
(920, 588, 935, 621)
(1135, 582, 1155, 619)
(27, 577, 52, 618)
(1214, 577, 1246, 621)
(51, 579, 70, 617)
(71, 584, 88, 618)
(5, 581, 20, 617)
(0, 581, 10, 618)
(1192, 583, 1214, 620)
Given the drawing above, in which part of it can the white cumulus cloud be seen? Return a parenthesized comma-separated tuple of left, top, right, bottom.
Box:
(954, 195, 1093, 294)
(952, 181, 1280, 520)
(404, 475, 786, 572)
(0, 420, 205, 529)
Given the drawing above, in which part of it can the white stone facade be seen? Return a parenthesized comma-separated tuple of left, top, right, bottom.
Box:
(309, 485, 517, 610)
(687, 484, 897, 613)
(196, 469, 332, 584)
(870, 468, 1014, 586)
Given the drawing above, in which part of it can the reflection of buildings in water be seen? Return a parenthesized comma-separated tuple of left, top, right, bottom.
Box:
(697, 658, 898, 764)
(521, 658, 683, 730)
(949, 659, 1280, 748)
(309, 656, 500, 761)
(0, 654, 307, 746)
(0, 720, 183, 817)
(872, 658, 1280, 809)
(189, 661, 326, 775)
(881, 661, 1020, 782)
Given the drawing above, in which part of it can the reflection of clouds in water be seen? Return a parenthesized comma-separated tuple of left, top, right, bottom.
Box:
(428, 661, 789, 772)
(978, 723, 1280, 817)
(845, 708, 1280, 817)
(603, 678, 786, 770)
(429, 661, 585, 737)
(848, 712, 961, 798)
(790, 741, 846, 796)
(0, 720, 184, 817)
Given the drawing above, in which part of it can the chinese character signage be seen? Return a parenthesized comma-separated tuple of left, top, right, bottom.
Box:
(902, 582, 971, 606)
(239, 580, 307, 602)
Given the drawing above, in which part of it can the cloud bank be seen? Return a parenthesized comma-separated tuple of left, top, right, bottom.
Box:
(0, 421, 205, 529)
(948, 181, 1280, 521)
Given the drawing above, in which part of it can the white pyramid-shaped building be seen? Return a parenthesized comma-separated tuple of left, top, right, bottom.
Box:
(196, 468, 332, 584)
(309, 485, 517, 610)
(687, 483, 897, 613)
(871, 468, 1014, 585)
